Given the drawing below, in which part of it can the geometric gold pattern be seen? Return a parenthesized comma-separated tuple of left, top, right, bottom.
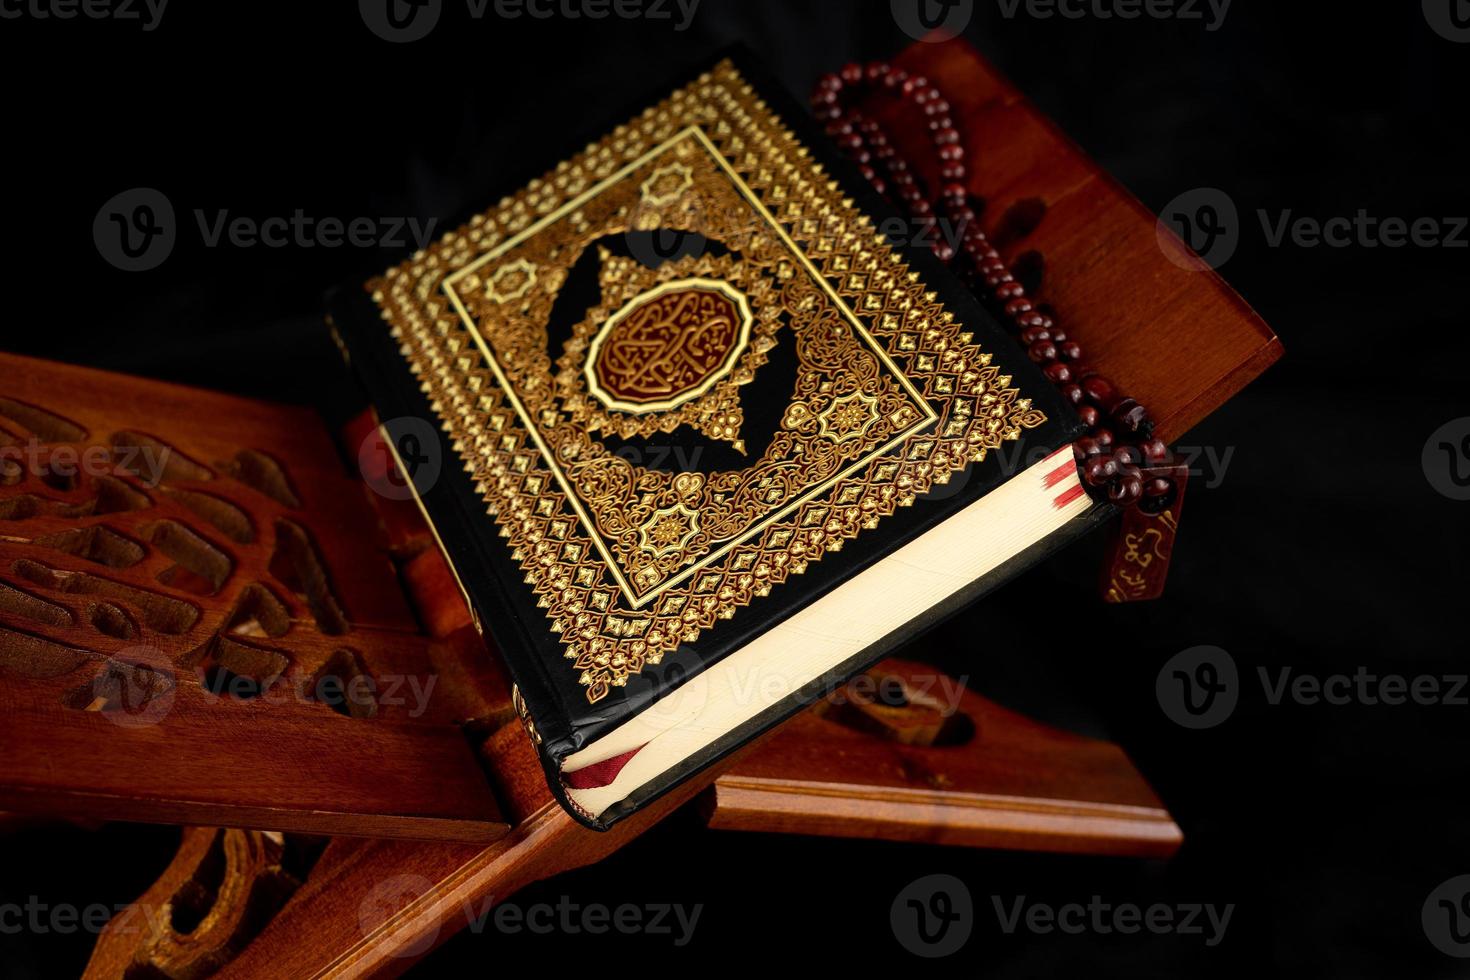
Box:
(367, 61, 1046, 701)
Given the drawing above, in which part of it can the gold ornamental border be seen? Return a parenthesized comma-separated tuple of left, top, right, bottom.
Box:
(439, 125, 940, 610)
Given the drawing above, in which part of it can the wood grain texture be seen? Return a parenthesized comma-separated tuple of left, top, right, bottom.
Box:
(208, 723, 775, 979)
(0, 353, 508, 842)
(51, 36, 1291, 976)
(705, 659, 1180, 857)
(878, 39, 1281, 443)
(83, 827, 310, 980)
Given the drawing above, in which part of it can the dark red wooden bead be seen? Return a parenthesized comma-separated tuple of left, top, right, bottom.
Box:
(1081, 376, 1116, 406)
(865, 62, 890, 82)
(1005, 298, 1034, 317)
(1144, 476, 1173, 499)
(1110, 398, 1149, 433)
(940, 162, 966, 181)
(1077, 404, 1100, 428)
(1142, 438, 1169, 463)
(1028, 340, 1058, 362)
(1083, 456, 1118, 487)
(1019, 325, 1051, 344)
(933, 241, 955, 263)
(1058, 340, 1082, 361)
(1112, 444, 1142, 467)
(840, 63, 863, 84)
(1043, 362, 1072, 384)
(1076, 436, 1103, 458)
(935, 127, 961, 145)
(1109, 474, 1143, 506)
(938, 144, 965, 162)
(1061, 383, 1085, 406)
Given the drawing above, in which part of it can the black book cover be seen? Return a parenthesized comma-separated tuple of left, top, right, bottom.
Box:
(329, 48, 1088, 829)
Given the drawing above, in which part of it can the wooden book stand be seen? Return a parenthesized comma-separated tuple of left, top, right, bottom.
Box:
(0, 38, 1278, 978)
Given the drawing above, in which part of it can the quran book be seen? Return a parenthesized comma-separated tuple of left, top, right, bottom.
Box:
(330, 51, 1094, 829)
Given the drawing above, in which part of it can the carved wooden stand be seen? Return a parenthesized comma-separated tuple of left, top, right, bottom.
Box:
(0, 38, 1277, 978)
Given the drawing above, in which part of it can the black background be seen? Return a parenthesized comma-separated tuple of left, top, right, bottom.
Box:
(2, 1, 1468, 977)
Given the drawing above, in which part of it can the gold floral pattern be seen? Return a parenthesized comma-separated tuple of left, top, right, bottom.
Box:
(366, 61, 1046, 702)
